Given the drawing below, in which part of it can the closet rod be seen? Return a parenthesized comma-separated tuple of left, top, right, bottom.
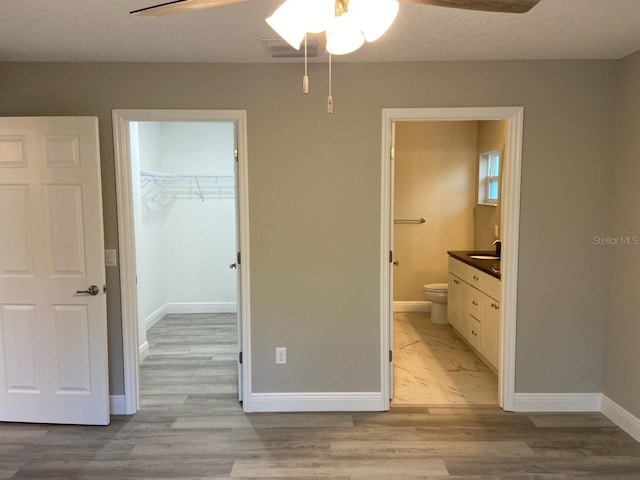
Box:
(394, 217, 426, 224)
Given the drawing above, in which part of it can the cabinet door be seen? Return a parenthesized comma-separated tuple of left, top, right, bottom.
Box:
(482, 296, 500, 370)
(447, 274, 462, 329)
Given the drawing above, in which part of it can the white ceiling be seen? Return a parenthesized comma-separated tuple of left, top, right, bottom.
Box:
(1, 0, 640, 63)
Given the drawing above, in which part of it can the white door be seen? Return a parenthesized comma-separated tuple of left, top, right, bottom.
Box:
(0, 117, 109, 425)
(233, 133, 243, 402)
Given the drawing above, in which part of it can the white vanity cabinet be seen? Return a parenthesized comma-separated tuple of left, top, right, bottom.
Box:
(448, 256, 501, 371)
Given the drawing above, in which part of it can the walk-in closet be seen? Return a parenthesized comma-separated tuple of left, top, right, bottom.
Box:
(129, 121, 239, 405)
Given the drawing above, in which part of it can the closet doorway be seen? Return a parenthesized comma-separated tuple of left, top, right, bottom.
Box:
(113, 110, 251, 415)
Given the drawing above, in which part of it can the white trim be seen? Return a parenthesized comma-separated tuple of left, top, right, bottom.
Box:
(602, 395, 640, 443)
(380, 107, 524, 412)
(513, 393, 602, 412)
(250, 392, 382, 412)
(166, 302, 237, 314)
(109, 395, 127, 415)
(393, 301, 431, 312)
(112, 109, 252, 415)
(145, 304, 168, 330)
(138, 341, 149, 362)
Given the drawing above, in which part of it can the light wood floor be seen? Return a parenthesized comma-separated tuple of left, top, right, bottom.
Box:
(2, 313, 640, 479)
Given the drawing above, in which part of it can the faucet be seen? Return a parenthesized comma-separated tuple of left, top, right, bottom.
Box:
(493, 240, 502, 258)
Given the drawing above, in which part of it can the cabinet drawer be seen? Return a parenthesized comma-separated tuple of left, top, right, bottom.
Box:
(468, 269, 483, 290)
(448, 256, 469, 281)
(468, 289, 483, 322)
(469, 316, 482, 350)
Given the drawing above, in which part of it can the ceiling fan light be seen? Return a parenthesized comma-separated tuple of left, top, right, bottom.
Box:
(350, 0, 399, 42)
(303, 0, 335, 33)
(266, 0, 307, 49)
(326, 12, 365, 55)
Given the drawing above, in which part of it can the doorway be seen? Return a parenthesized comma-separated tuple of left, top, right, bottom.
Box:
(380, 107, 524, 411)
(113, 110, 252, 414)
(392, 120, 502, 406)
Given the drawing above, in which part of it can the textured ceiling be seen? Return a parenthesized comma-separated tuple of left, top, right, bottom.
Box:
(1, 0, 639, 63)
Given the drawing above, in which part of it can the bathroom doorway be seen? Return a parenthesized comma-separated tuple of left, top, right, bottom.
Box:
(381, 107, 523, 410)
(392, 120, 502, 406)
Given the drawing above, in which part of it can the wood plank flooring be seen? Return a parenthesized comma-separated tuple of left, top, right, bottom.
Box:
(2, 313, 640, 479)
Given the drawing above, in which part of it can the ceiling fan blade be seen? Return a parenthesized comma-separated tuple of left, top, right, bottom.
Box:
(406, 0, 541, 14)
(130, 0, 245, 17)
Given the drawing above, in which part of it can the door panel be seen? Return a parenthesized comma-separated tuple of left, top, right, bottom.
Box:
(0, 117, 109, 425)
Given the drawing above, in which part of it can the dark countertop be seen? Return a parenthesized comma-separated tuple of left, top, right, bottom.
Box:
(448, 251, 501, 280)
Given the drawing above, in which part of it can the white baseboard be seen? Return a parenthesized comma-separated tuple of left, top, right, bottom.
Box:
(601, 395, 640, 443)
(513, 393, 602, 412)
(249, 392, 382, 412)
(145, 304, 168, 330)
(110, 395, 126, 415)
(139, 341, 149, 362)
(393, 301, 431, 313)
(167, 302, 237, 314)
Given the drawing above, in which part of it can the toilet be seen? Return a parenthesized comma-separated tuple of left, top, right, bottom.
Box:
(422, 283, 449, 324)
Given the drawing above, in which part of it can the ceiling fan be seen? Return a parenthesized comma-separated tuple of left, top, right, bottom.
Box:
(130, 0, 541, 18)
(130, 0, 541, 113)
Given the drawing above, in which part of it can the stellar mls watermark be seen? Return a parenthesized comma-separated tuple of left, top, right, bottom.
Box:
(593, 235, 639, 246)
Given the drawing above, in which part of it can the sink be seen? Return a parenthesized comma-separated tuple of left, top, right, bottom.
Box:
(467, 254, 500, 260)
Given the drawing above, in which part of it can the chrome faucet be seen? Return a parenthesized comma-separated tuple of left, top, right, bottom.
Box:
(493, 240, 502, 258)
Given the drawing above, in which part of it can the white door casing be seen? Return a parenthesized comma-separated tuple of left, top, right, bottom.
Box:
(380, 107, 524, 411)
(0, 117, 109, 425)
(112, 109, 252, 414)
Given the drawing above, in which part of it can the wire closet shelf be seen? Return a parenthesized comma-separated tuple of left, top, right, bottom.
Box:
(140, 170, 235, 202)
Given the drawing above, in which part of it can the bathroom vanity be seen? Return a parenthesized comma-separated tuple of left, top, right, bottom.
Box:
(447, 252, 501, 372)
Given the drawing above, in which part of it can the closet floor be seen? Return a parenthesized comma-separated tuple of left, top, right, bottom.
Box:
(392, 311, 499, 406)
(140, 313, 239, 403)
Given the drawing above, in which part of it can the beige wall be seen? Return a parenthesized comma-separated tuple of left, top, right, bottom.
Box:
(393, 121, 476, 301)
(604, 50, 640, 418)
(0, 59, 616, 396)
(474, 120, 507, 250)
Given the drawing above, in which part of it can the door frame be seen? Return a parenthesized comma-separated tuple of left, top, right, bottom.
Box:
(380, 107, 524, 411)
(112, 109, 252, 414)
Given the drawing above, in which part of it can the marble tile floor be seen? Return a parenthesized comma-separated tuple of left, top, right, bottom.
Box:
(392, 312, 499, 406)
(2, 313, 640, 479)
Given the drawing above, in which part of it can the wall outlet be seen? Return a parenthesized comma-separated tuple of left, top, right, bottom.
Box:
(275, 347, 287, 365)
(494, 225, 499, 238)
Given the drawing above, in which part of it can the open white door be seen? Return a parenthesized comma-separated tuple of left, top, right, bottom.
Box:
(0, 117, 109, 425)
(233, 132, 243, 402)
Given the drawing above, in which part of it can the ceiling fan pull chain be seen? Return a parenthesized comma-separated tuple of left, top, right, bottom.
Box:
(303, 34, 309, 94)
(327, 53, 334, 114)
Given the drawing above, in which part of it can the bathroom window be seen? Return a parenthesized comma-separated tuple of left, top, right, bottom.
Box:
(478, 150, 500, 206)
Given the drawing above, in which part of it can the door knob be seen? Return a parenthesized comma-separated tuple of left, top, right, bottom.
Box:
(229, 263, 237, 269)
(76, 285, 100, 296)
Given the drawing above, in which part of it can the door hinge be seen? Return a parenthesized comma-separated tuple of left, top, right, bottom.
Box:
(389, 251, 393, 264)
(237, 252, 241, 265)
(234, 148, 238, 161)
(389, 350, 393, 362)
(239, 351, 243, 364)
(390, 147, 394, 160)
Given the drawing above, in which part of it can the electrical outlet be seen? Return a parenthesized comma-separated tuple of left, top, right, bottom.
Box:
(275, 347, 286, 365)
(494, 225, 499, 238)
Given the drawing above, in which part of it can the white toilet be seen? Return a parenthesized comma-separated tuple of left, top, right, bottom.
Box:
(422, 283, 449, 324)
